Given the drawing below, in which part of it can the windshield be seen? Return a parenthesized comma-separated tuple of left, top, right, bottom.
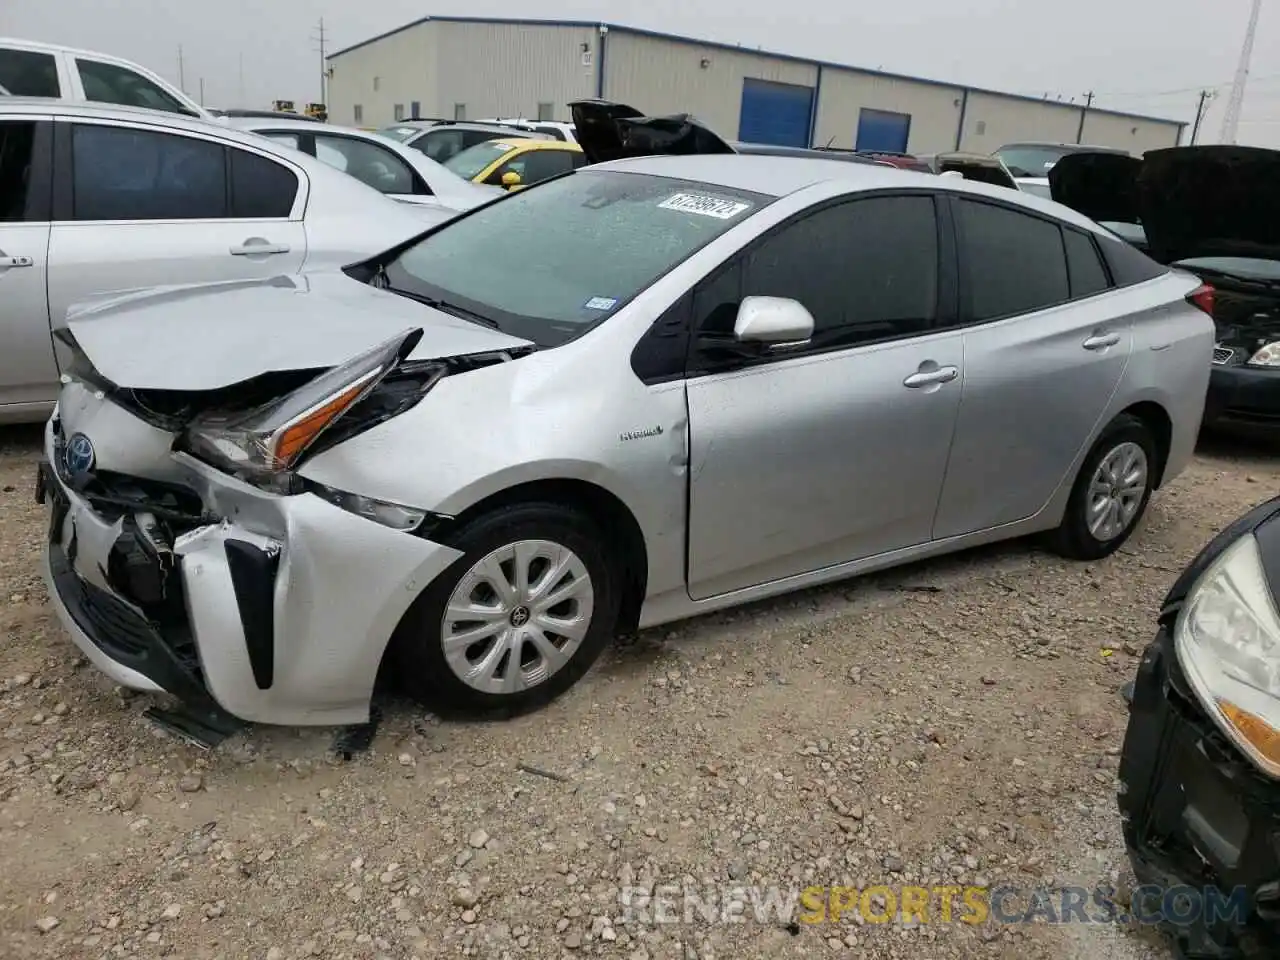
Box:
(382, 170, 770, 347)
(445, 140, 516, 180)
(994, 146, 1074, 178)
(379, 125, 423, 142)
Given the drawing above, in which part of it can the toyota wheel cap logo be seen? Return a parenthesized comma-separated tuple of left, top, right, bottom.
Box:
(65, 433, 95, 477)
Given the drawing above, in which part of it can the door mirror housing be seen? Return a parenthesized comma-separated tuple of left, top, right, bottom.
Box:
(733, 296, 814, 346)
(501, 170, 523, 188)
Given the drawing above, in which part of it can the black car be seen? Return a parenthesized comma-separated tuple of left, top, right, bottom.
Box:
(1120, 494, 1280, 958)
(1051, 146, 1280, 435)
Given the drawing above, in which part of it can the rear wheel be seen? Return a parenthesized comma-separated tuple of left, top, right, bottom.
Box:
(1046, 414, 1157, 561)
(392, 503, 620, 716)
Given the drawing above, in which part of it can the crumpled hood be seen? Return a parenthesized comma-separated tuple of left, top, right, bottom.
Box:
(64, 272, 533, 391)
(1137, 146, 1280, 264)
(1048, 151, 1142, 223)
(569, 99, 736, 165)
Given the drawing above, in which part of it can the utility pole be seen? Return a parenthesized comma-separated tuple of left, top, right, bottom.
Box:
(1220, 0, 1263, 145)
(311, 18, 328, 106)
(1190, 89, 1216, 144)
(1075, 90, 1094, 144)
(177, 45, 186, 93)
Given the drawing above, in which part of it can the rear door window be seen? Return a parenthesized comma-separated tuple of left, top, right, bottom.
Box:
(72, 124, 227, 220)
(76, 59, 191, 115)
(956, 199, 1069, 321)
(0, 120, 41, 221)
(0, 49, 60, 97)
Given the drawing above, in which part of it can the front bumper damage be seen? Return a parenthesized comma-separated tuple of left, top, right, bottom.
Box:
(1118, 499, 1280, 959)
(40, 411, 463, 727)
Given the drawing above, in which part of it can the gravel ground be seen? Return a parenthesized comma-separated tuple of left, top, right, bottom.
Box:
(0, 422, 1276, 960)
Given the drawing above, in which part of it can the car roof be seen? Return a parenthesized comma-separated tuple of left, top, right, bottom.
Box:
(0, 97, 402, 167)
(229, 116, 366, 134)
(0, 36, 126, 58)
(595, 153, 1110, 229)
(489, 138, 581, 152)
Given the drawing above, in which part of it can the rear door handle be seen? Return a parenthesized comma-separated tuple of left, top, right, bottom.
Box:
(0, 255, 34, 268)
(229, 240, 291, 256)
(1083, 332, 1121, 351)
(903, 366, 959, 388)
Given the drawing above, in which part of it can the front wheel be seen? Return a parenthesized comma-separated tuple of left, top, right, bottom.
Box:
(1045, 414, 1158, 561)
(391, 503, 621, 716)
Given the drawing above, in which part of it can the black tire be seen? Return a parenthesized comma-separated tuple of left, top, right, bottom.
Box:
(1045, 414, 1158, 561)
(390, 502, 621, 717)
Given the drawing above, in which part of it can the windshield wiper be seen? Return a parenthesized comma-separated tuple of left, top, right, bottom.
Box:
(389, 287, 501, 329)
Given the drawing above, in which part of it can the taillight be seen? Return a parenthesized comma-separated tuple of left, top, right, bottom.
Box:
(1187, 283, 1215, 317)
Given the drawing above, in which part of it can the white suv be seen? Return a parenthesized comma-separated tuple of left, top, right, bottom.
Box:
(0, 37, 211, 120)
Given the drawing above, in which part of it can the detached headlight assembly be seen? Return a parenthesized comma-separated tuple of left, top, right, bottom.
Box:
(185, 328, 423, 489)
(1175, 533, 1280, 776)
(1248, 342, 1280, 367)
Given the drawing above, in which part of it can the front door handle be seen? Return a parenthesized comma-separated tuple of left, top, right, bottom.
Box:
(903, 365, 959, 388)
(230, 239, 291, 256)
(0, 255, 34, 268)
(1083, 331, 1121, 351)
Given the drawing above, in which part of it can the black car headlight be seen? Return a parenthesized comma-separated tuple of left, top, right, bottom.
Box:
(1175, 532, 1280, 776)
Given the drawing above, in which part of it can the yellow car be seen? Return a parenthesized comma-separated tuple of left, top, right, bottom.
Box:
(443, 138, 585, 190)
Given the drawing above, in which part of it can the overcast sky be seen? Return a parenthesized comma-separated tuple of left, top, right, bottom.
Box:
(5, 0, 1279, 146)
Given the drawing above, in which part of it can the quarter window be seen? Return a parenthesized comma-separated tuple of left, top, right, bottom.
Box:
(1063, 228, 1111, 299)
(76, 59, 190, 115)
(0, 49, 60, 97)
(72, 125, 226, 221)
(956, 199, 1069, 321)
(229, 148, 298, 218)
(709, 196, 939, 347)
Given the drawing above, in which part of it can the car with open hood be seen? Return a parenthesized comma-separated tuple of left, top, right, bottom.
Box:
(38, 100, 1214, 728)
(995, 141, 1132, 197)
(1119, 493, 1280, 958)
(1051, 146, 1280, 435)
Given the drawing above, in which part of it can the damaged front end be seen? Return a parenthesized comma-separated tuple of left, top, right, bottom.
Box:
(1119, 495, 1280, 959)
(38, 325, 512, 726)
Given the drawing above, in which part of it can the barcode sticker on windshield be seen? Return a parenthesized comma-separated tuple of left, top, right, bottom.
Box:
(657, 193, 751, 219)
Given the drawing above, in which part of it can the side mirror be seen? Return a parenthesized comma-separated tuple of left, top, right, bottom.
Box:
(733, 296, 814, 346)
(501, 171, 523, 188)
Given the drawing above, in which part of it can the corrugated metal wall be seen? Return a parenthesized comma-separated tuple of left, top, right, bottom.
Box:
(433, 21, 598, 121)
(815, 70, 963, 152)
(602, 32, 817, 138)
(1080, 112, 1182, 154)
(328, 20, 1185, 151)
(956, 93, 1082, 154)
(327, 23, 436, 127)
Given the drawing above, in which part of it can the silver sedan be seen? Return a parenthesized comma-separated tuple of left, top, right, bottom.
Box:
(226, 117, 503, 214)
(0, 99, 442, 424)
(40, 149, 1213, 726)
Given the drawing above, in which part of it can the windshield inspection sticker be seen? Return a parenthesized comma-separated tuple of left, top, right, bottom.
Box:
(658, 193, 751, 219)
(584, 296, 618, 311)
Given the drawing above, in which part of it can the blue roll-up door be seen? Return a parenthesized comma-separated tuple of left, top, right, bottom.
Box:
(738, 78, 815, 148)
(855, 108, 912, 152)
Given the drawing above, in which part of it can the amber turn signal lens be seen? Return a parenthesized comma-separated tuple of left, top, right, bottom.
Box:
(270, 376, 376, 467)
(1218, 699, 1280, 775)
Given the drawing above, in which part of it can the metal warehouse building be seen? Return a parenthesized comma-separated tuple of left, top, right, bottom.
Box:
(327, 17, 1185, 155)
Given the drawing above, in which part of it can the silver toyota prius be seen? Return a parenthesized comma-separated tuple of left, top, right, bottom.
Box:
(38, 113, 1215, 725)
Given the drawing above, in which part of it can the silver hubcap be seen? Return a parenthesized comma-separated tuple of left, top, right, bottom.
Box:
(1086, 441, 1148, 542)
(441, 540, 594, 695)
